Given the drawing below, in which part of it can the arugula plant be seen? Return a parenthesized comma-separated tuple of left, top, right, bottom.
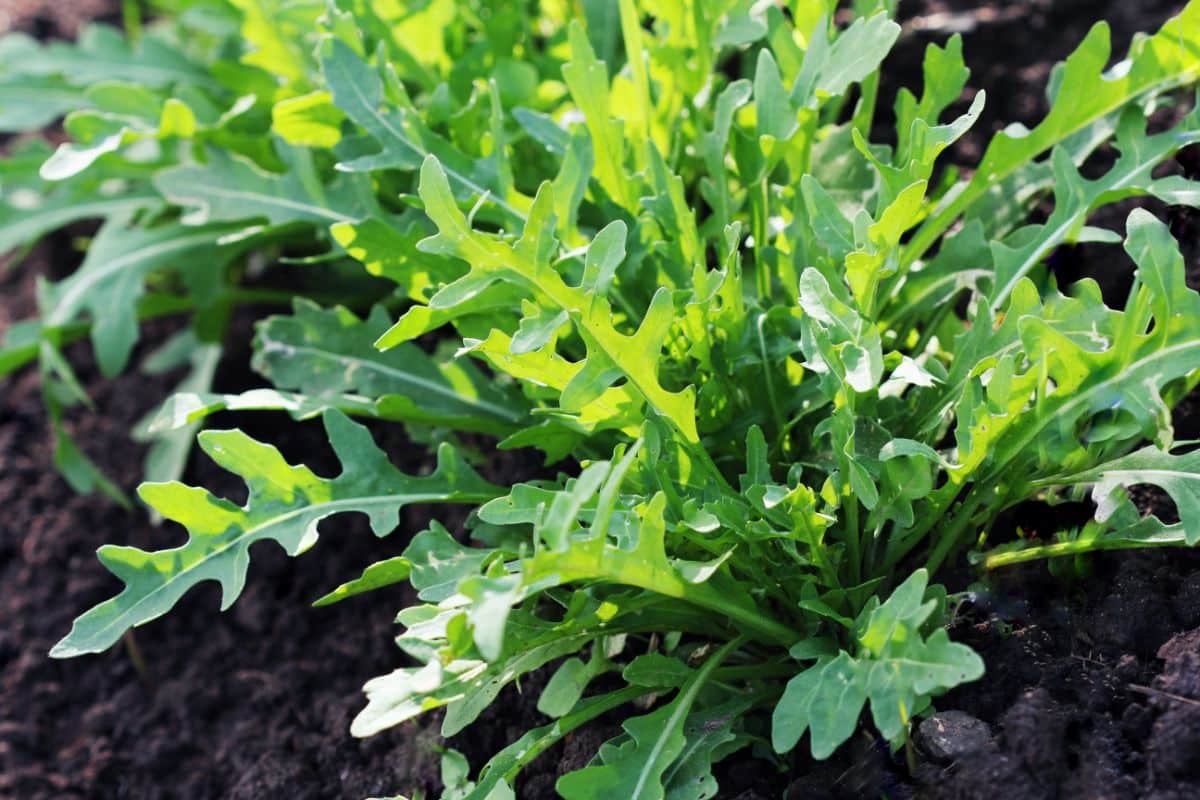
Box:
(5, 0, 1200, 795)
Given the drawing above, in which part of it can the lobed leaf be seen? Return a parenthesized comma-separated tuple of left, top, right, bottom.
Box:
(50, 411, 499, 657)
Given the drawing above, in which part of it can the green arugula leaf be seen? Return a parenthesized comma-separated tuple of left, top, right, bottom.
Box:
(41, 220, 244, 376)
(905, 4, 1200, 263)
(251, 299, 527, 434)
(772, 570, 982, 757)
(662, 698, 754, 800)
(556, 638, 742, 800)
(319, 38, 528, 224)
(133, 332, 223, 493)
(50, 411, 498, 657)
(0, 73, 92, 132)
(562, 21, 633, 211)
(154, 147, 375, 230)
(5, 25, 217, 90)
(0, 140, 159, 262)
(986, 103, 1200, 310)
(1048, 446, 1200, 546)
(411, 156, 699, 442)
(312, 557, 412, 607)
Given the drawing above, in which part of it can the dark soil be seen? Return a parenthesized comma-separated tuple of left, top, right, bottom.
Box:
(0, 0, 120, 39)
(3, 2, 1200, 799)
(0, 323, 446, 799)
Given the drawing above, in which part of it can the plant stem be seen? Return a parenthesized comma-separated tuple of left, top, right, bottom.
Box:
(754, 179, 771, 299)
(122, 630, 152, 689)
(684, 583, 797, 648)
(122, 0, 142, 41)
(757, 314, 786, 438)
(903, 291, 956, 360)
(882, 480, 966, 572)
(983, 535, 1178, 569)
(845, 496, 862, 586)
(499, 685, 648, 783)
(714, 662, 797, 682)
(851, 70, 880, 141)
(924, 492, 987, 576)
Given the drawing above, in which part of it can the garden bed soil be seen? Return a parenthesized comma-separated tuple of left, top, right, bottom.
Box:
(3, 1, 1200, 798)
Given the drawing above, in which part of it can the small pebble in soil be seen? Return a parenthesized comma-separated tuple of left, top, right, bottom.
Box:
(915, 710, 993, 763)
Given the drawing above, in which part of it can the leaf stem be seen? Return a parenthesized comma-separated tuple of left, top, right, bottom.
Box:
(924, 492, 988, 576)
(845, 495, 862, 586)
(851, 70, 880, 141)
(902, 290, 956, 361)
(753, 179, 771, 299)
(982, 534, 1179, 569)
(675, 581, 797, 648)
(882, 480, 966, 572)
(500, 685, 648, 783)
(756, 314, 786, 438)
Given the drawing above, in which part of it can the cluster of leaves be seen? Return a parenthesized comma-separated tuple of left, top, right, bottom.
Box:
(4, 0, 1200, 796)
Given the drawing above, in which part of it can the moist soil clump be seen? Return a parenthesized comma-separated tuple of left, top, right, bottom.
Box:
(3, 1, 1200, 798)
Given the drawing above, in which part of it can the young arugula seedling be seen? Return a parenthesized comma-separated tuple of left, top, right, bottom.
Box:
(4, 1, 1200, 796)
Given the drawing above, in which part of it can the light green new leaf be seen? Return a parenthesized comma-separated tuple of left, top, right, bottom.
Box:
(230, 0, 324, 83)
(844, 180, 927, 315)
(313, 557, 412, 607)
(415, 156, 699, 441)
(465, 328, 644, 440)
(41, 92, 202, 181)
(272, 90, 345, 148)
(331, 217, 464, 302)
(562, 21, 633, 211)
